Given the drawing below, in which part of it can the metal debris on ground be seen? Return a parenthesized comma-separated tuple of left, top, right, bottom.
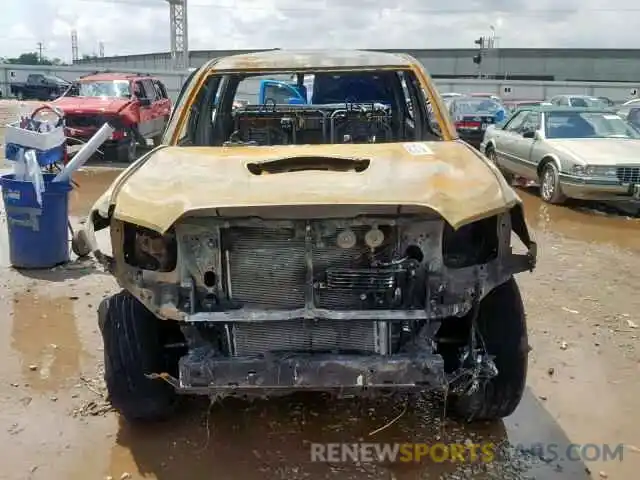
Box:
(72, 400, 114, 418)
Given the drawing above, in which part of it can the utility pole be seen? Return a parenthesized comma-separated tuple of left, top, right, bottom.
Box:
(165, 0, 188, 70)
(37, 42, 44, 63)
(99, 42, 105, 58)
(71, 30, 79, 63)
(473, 36, 485, 78)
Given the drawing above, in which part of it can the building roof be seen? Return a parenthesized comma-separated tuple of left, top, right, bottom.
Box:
(211, 49, 414, 71)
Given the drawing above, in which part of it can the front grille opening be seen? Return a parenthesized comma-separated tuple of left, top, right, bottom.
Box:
(617, 167, 640, 184)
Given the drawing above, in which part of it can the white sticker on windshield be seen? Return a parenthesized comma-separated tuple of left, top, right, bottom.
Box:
(403, 142, 433, 155)
(603, 114, 620, 120)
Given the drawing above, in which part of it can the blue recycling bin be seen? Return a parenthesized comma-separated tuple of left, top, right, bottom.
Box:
(1, 173, 72, 269)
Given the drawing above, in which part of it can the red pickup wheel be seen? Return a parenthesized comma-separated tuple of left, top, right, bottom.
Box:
(104, 137, 137, 163)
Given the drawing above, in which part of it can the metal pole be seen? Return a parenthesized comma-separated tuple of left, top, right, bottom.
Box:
(166, 0, 188, 70)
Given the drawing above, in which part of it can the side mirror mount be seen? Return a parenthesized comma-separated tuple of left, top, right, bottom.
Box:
(522, 130, 538, 139)
(138, 98, 152, 107)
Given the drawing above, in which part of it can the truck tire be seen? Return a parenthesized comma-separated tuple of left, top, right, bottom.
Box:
(119, 138, 137, 163)
(447, 278, 528, 422)
(104, 138, 137, 163)
(98, 291, 178, 422)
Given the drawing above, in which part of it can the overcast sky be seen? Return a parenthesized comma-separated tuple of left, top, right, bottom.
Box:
(1, 0, 637, 61)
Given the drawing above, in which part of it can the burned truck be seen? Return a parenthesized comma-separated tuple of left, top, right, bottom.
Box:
(75, 49, 537, 423)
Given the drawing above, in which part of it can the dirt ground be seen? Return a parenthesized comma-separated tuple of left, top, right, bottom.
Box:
(1, 100, 640, 479)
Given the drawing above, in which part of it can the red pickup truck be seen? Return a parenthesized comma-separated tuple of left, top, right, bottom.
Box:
(51, 72, 172, 162)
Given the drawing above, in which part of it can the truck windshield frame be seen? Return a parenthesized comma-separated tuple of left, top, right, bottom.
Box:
(177, 68, 444, 147)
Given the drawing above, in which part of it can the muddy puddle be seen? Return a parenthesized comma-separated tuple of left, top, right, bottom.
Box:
(10, 293, 83, 393)
(94, 389, 592, 480)
(516, 186, 640, 252)
(68, 167, 122, 217)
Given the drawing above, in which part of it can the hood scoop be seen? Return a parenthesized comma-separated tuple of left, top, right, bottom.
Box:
(247, 156, 370, 175)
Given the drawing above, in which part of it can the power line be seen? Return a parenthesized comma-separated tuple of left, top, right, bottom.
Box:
(71, 0, 640, 14)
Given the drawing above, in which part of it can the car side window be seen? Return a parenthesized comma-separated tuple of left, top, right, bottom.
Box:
(504, 111, 527, 132)
(153, 80, 168, 99)
(520, 112, 540, 133)
(141, 79, 157, 101)
(133, 81, 145, 99)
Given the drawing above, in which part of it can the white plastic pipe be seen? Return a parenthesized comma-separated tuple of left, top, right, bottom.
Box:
(52, 122, 115, 183)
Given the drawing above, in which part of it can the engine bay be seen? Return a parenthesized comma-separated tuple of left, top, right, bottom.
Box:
(226, 102, 400, 146)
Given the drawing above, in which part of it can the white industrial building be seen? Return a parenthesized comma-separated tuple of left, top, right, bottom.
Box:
(73, 48, 640, 83)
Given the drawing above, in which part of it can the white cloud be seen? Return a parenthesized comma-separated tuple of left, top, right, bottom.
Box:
(0, 0, 637, 61)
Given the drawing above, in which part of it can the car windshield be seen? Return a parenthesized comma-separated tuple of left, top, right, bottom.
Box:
(545, 111, 640, 139)
(76, 80, 131, 98)
(181, 67, 443, 146)
(44, 75, 68, 85)
(453, 98, 502, 114)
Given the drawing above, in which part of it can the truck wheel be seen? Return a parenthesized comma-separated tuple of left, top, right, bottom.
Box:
(118, 138, 137, 163)
(98, 291, 178, 422)
(152, 134, 163, 147)
(16, 91, 24, 101)
(104, 139, 137, 163)
(447, 278, 528, 422)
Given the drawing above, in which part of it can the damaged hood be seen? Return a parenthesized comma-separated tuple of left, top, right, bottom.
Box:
(97, 142, 520, 232)
(52, 96, 131, 114)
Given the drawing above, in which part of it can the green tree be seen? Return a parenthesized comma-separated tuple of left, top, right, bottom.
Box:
(3, 52, 67, 66)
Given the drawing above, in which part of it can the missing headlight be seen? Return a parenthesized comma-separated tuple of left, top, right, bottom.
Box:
(442, 216, 498, 269)
(123, 223, 177, 272)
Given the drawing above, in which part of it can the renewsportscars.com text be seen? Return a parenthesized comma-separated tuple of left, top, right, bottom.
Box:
(310, 442, 625, 464)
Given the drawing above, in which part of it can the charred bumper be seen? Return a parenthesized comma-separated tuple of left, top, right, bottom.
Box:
(153, 352, 446, 396)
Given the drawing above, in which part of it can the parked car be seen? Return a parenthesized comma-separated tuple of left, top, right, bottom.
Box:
(622, 98, 640, 106)
(73, 49, 536, 424)
(596, 96, 616, 107)
(616, 104, 640, 129)
(51, 72, 172, 162)
(10, 73, 70, 101)
(548, 94, 609, 108)
(254, 73, 398, 106)
(446, 96, 506, 148)
(503, 100, 548, 116)
(468, 92, 502, 102)
(480, 105, 640, 205)
(440, 92, 465, 100)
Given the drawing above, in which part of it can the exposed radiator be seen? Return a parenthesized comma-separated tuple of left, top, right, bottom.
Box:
(225, 227, 306, 309)
(223, 225, 395, 310)
(232, 320, 378, 356)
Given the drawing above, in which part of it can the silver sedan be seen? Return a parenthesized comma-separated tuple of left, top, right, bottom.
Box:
(480, 106, 640, 205)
